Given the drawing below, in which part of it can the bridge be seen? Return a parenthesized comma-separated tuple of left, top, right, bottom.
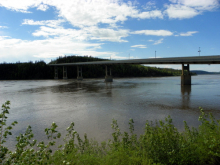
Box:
(49, 55, 220, 85)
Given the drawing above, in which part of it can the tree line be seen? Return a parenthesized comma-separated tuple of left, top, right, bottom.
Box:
(0, 55, 183, 80)
(0, 61, 53, 80)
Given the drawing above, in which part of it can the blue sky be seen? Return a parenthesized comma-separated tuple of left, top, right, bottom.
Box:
(0, 0, 219, 71)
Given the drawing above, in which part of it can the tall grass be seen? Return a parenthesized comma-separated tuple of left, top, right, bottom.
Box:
(1, 101, 220, 164)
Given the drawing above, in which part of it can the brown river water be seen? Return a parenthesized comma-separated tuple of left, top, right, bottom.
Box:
(0, 75, 220, 150)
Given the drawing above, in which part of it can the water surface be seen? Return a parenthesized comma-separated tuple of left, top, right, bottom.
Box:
(0, 75, 219, 149)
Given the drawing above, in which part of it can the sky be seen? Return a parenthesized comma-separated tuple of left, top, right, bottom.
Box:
(0, 0, 220, 71)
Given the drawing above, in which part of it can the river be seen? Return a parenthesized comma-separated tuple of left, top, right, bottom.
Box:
(0, 75, 220, 150)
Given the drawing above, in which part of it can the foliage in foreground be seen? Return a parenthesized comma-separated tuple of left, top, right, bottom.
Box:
(1, 101, 220, 165)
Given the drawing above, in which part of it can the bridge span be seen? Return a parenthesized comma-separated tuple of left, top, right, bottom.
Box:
(49, 55, 220, 85)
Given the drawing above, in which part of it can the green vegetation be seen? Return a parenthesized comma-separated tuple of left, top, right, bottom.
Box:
(1, 101, 220, 164)
(0, 55, 183, 80)
(191, 70, 220, 75)
(0, 61, 53, 80)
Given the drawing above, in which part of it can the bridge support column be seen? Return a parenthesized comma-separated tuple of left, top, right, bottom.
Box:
(54, 66, 58, 79)
(105, 65, 113, 82)
(77, 66, 83, 80)
(181, 64, 191, 86)
(63, 66, 68, 79)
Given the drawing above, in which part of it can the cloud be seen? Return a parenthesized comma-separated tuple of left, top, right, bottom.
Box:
(22, 18, 130, 42)
(49, 0, 164, 28)
(26, 25, 129, 42)
(143, 1, 156, 10)
(0, 0, 42, 13)
(0, 0, 164, 28)
(147, 38, 164, 45)
(22, 19, 65, 28)
(165, 0, 219, 19)
(110, 54, 129, 60)
(37, 3, 49, 11)
(175, 0, 219, 11)
(132, 30, 173, 36)
(133, 10, 163, 19)
(179, 31, 198, 36)
(0, 26, 8, 29)
(32, 26, 89, 41)
(84, 26, 129, 42)
(131, 45, 147, 48)
(153, 38, 164, 45)
(165, 4, 199, 19)
(22, 19, 89, 41)
(0, 0, 218, 24)
(0, 35, 117, 62)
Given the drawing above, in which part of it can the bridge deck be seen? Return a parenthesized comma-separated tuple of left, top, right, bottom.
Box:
(49, 55, 220, 66)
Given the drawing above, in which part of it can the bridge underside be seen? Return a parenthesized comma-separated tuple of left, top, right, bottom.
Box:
(50, 55, 220, 85)
(53, 63, 194, 85)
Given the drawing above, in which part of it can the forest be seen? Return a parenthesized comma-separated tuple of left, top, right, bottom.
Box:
(0, 55, 183, 80)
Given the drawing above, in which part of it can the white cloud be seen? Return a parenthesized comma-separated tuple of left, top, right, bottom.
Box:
(32, 26, 89, 41)
(165, 4, 199, 19)
(0, 26, 8, 29)
(146, 38, 164, 45)
(153, 38, 164, 45)
(0, 35, 117, 62)
(49, 0, 127, 27)
(131, 45, 147, 48)
(22, 19, 64, 28)
(143, 1, 156, 10)
(133, 10, 163, 19)
(49, 0, 164, 27)
(84, 26, 129, 42)
(132, 30, 173, 36)
(0, 0, 218, 25)
(0, 0, 164, 28)
(174, 0, 219, 11)
(0, 0, 43, 13)
(166, 0, 219, 19)
(110, 54, 129, 60)
(37, 3, 49, 11)
(22, 19, 130, 42)
(179, 31, 198, 36)
(27, 25, 129, 42)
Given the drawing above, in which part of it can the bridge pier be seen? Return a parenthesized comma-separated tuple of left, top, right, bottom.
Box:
(181, 64, 191, 86)
(54, 66, 58, 79)
(105, 65, 113, 82)
(77, 66, 83, 80)
(63, 66, 68, 79)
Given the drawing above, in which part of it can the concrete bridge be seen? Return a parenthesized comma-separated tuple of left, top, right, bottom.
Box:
(49, 55, 220, 85)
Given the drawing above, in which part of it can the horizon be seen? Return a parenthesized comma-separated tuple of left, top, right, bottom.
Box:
(0, 0, 220, 72)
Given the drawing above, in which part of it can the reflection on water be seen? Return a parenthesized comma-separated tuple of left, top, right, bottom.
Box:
(0, 75, 220, 150)
(181, 85, 191, 109)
